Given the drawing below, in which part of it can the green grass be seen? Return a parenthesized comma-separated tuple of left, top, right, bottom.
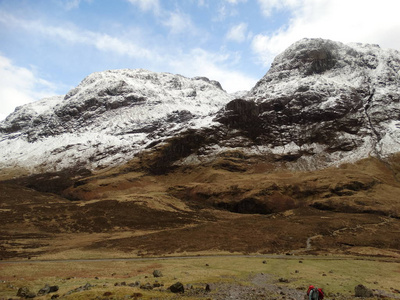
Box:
(1, 255, 399, 299)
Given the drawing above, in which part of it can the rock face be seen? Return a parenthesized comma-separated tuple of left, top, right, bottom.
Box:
(217, 38, 400, 169)
(1, 38, 400, 174)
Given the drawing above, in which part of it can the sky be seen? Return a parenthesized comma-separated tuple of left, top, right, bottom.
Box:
(1, 0, 400, 121)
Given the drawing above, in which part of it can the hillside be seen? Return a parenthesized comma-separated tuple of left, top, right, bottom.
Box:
(1, 38, 400, 261)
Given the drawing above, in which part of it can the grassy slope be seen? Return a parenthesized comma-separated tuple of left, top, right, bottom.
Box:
(1, 256, 400, 299)
(1, 153, 400, 260)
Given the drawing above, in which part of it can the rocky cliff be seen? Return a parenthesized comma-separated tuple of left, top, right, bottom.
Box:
(1, 38, 400, 174)
(215, 38, 400, 169)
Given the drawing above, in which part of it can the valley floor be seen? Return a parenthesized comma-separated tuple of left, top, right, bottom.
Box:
(1, 255, 400, 300)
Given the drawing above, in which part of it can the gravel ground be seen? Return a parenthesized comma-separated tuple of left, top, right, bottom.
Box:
(183, 273, 400, 300)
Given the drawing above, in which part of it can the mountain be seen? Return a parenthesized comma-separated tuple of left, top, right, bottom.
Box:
(0, 69, 232, 174)
(1, 38, 400, 176)
(217, 38, 400, 170)
(1, 38, 400, 260)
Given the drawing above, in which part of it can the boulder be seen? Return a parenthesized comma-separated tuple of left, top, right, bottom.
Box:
(152, 269, 163, 277)
(355, 284, 373, 297)
(140, 283, 153, 290)
(17, 286, 36, 298)
(205, 283, 214, 292)
(169, 282, 184, 293)
(37, 284, 59, 296)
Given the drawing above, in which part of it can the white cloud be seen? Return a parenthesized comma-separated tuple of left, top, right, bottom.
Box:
(257, 0, 300, 16)
(126, 0, 161, 15)
(226, 22, 248, 43)
(62, 0, 93, 10)
(162, 11, 194, 35)
(0, 55, 58, 121)
(224, 0, 248, 4)
(215, 1, 245, 21)
(253, 0, 400, 67)
(0, 12, 154, 60)
(169, 48, 257, 93)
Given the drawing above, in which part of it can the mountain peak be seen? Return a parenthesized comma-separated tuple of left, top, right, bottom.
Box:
(0, 69, 232, 173)
(1, 39, 400, 175)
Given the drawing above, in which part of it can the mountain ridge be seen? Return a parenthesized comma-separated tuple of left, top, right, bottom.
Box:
(1, 38, 400, 176)
(1, 38, 400, 261)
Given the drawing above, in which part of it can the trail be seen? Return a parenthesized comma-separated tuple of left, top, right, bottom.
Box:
(301, 216, 394, 252)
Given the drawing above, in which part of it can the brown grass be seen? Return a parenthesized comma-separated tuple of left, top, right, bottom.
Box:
(1, 153, 400, 261)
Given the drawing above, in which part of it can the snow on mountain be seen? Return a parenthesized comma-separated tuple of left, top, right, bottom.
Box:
(214, 38, 400, 170)
(0, 69, 233, 172)
(1, 39, 400, 174)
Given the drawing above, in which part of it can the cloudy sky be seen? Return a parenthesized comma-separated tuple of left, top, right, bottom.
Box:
(1, 0, 400, 121)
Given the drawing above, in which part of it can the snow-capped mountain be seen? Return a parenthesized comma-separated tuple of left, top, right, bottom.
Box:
(1, 38, 400, 174)
(215, 38, 400, 169)
(0, 69, 233, 172)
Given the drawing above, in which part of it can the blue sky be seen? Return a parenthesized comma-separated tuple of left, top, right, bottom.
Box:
(1, 0, 400, 120)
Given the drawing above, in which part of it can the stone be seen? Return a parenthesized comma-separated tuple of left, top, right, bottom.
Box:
(140, 283, 153, 290)
(169, 282, 184, 293)
(355, 284, 373, 297)
(153, 282, 162, 288)
(152, 269, 163, 278)
(17, 286, 36, 298)
(37, 284, 59, 296)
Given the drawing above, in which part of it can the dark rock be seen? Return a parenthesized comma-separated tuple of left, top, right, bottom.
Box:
(169, 282, 184, 293)
(153, 282, 162, 288)
(140, 283, 153, 290)
(17, 287, 36, 298)
(37, 284, 59, 296)
(152, 269, 163, 278)
(64, 283, 94, 296)
(166, 110, 193, 123)
(205, 283, 214, 292)
(355, 284, 373, 297)
(132, 292, 143, 298)
(279, 278, 289, 283)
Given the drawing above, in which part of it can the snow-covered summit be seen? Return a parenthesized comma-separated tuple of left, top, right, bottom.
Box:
(0, 69, 233, 172)
(221, 38, 400, 168)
